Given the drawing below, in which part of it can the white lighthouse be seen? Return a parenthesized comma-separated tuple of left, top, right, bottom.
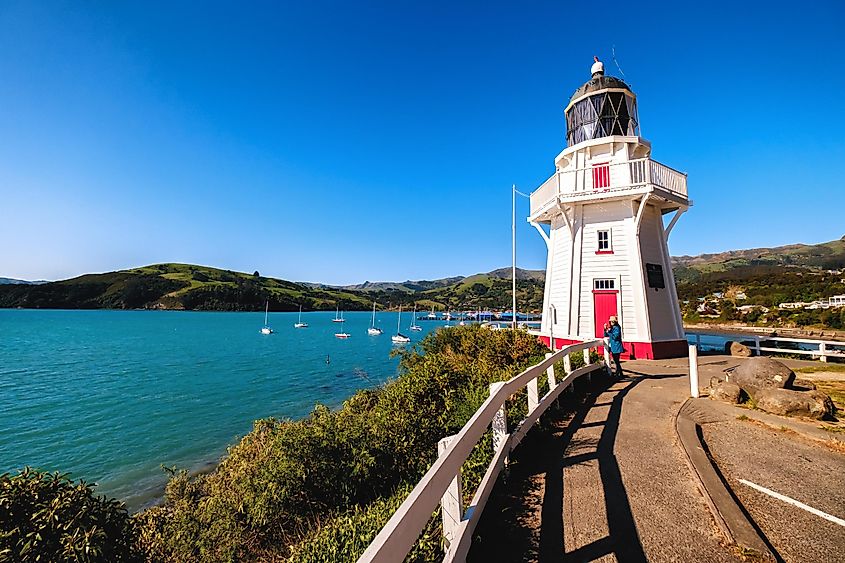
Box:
(528, 58, 690, 359)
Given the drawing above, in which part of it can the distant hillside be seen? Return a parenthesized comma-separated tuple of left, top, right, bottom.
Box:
(2, 238, 842, 313)
(336, 268, 543, 293)
(0, 264, 546, 312)
(0, 277, 49, 285)
(672, 236, 845, 283)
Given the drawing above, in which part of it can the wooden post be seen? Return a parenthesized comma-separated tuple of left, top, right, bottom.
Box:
(755, 336, 761, 357)
(563, 354, 572, 392)
(688, 344, 700, 398)
(820, 342, 827, 363)
(527, 377, 539, 413)
(490, 382, 508, 463)
(545, 353, 557, 388)
(695, 333, 701, 351)
(603, 346, 612, 376)
(584, 347, 591, 383)
(438, 435, 462, 552)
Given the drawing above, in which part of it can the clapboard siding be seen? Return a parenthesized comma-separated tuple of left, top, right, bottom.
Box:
(546, 215, 572, 335)
(576, 202, 637, 337)
(639, 205, 683, 340)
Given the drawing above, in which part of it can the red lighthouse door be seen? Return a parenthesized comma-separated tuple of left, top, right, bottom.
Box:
(593, 288, 619, 341)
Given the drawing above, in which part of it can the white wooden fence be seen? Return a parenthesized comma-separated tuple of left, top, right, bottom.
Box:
(358, 339, 606, 563)
(689, 332, 845, 363)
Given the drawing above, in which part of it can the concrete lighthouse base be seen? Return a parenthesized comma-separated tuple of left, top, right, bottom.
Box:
(540, 337, 689, 360)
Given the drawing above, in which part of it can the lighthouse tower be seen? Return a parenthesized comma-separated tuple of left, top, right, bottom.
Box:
(528, 58, 690, 359)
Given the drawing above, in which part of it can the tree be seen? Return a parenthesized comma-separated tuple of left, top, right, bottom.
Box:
(253, 270, 260, 277)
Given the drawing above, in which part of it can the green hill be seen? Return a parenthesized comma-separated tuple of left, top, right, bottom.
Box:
(2, 237, 842, 314)
(0, 264, 547, 312)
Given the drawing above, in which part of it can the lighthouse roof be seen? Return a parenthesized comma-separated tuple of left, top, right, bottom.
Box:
(569, 74, 633, 105)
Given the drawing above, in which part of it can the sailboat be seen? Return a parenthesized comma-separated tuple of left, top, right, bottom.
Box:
(260, 301, 274, 334)
(410, 304, 422, 332)
(294, 305, 308, 328)
(332, 306, 344, 323)
(392, 306, 411, 343)
(334, 318, 351, 339)
(368, 301, 383, 335)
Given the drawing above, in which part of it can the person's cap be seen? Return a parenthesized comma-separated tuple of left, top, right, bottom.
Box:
(609, 316, 618, 322)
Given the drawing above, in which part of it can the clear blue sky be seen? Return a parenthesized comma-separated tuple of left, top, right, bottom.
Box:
(1, 1, 843, 284)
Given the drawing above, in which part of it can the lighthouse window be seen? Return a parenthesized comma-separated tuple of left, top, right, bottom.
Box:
(597, 230, 611, 251)
(594, 279, 615, 290)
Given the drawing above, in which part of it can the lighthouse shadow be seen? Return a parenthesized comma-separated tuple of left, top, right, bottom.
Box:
(541, 373, 648, 563)
(468, 372, 651, 562)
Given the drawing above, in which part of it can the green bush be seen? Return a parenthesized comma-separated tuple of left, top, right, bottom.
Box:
(137, 325, 547, 561)
(0, 467, 142, 563)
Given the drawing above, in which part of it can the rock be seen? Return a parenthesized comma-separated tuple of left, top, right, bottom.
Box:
(710, 381, 742, 404)
(710, 375, 725, 388)
(791, 378, 817, 391)
(728, 341, 753, 357)
(754, 388, 835, 420)
(730, 357, 795, 390)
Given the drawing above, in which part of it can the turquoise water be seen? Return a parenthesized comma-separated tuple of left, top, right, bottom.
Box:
(0, 309, 441, 510)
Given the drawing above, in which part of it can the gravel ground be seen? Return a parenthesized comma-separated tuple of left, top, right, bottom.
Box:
(702, 419, 845, 563)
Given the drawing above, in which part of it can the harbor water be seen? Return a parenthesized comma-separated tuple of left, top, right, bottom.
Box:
(0, 309, 441, 511)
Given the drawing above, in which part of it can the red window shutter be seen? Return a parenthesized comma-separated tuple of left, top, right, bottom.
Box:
(592, 163, 610, 189)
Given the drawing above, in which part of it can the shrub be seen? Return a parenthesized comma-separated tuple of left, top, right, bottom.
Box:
(136, 326, 547, 561)
(0, 467, 142, 563)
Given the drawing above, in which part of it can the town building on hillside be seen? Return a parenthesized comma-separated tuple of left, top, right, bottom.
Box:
(528, 58, 689, 359)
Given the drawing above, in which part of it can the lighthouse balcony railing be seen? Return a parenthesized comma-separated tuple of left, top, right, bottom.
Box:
(530, 158, 687, 218)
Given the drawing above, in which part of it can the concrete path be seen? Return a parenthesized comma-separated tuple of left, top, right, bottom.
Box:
(468, 361, 740, 562)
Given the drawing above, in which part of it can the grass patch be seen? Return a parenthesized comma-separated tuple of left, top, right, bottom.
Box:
(814, 380, 845, 414)
(796, 364, 845, 374)
(736, 414, 749, 421)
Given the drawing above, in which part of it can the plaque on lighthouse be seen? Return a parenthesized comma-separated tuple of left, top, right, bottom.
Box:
(528, 58, 690, 360)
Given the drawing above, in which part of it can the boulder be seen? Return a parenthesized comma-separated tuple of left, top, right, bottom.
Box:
(754, 388, 835, 420)
(791, 378, 817, 391)
(728, 341, 752, 357)
(730, 357, 795, 390)
(710, 381, 742, 404)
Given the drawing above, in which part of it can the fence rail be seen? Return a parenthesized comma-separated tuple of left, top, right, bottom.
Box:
(358, 339, 606, 563)
(688, 332, 845, 363)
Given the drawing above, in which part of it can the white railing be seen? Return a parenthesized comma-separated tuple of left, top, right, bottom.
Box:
(688, 332, 845, 363)
(529, 158, 688, 217)
(358, 339, 606, 563)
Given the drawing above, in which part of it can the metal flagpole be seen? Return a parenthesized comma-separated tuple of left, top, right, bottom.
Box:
(512, 184, 517, 331)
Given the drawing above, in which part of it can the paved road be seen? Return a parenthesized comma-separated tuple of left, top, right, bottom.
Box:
(469, 362, 740, 562)
(701, 417, 845, 563)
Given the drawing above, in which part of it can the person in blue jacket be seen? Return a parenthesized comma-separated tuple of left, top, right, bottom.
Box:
(603, 315, 624, 377)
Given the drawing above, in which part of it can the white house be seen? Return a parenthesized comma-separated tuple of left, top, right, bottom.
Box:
(528, 59, 690, 359)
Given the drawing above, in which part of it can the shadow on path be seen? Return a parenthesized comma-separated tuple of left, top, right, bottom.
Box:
(468, 371, 684, 563)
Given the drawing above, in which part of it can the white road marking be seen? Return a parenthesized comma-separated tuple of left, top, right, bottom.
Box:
(739, 479, 845, 527)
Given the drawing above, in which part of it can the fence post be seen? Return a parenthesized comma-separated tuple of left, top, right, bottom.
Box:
(688, 344, 700, 398)
(755, 336, 761, 356)
(584, 347, 592, 383)
(819, 342, 827, 363)
(490, 382, 508, 464)
(603, 345, 612, 376)
(527, 377, 539, 413)
(437, 435, 462, 552)
(563, 354, 572, 392)
(545, 352, 557, 388)
(695, 333, 701, 352)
